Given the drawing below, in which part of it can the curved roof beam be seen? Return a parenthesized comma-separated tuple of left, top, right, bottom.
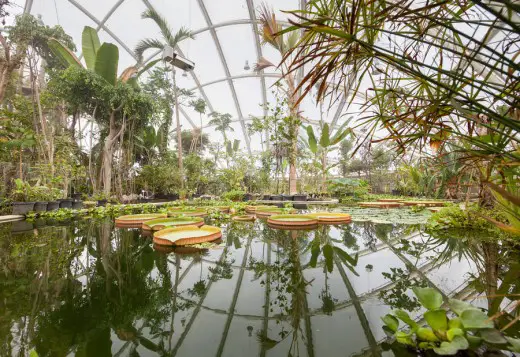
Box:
(197, 0, 252, 155)
(141, 18, 291, 65)
(188, 72, 281, 92)
(67, 0, 137, 61)
(192, 18, 291, 36)
(66, 0, 198, 129)
(79, 0, 126, 60)
(202, 115, 336, 130)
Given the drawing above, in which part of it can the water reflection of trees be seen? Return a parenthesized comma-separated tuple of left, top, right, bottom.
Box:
(0, 221, 179, 356)
(2, 219, 517, 356)
(384, 228, 520, 333)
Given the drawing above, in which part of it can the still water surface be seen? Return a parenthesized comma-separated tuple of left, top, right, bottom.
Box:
(0, 216, 517, 356)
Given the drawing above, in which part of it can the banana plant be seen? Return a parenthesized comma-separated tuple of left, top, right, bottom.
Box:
(49, 26, 146, 195)
(302, 120, 352, 191)
(225, 139, 240, 167)
(48, 26, 138, 85)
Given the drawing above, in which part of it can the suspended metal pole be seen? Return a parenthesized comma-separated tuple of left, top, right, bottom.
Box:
(172, 67, 184, 190)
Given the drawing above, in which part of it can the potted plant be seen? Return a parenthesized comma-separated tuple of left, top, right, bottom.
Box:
(93, 192, 109, 207)
(31, 186, 49, 212)
(293, 193, 308, 201)
(58, 197, 73, 209)
(10, 179, 35, 215)
(72, 199, 83, 210)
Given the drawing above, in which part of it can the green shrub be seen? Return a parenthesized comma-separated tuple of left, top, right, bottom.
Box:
(9, 179, 63, 202)
(426, 204, 493, 231)
(382, 287, 520, 355)
(222, 190, 246, 201)
(328, 178, 369, 200)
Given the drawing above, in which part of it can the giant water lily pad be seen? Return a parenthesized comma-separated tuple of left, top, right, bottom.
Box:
(308, 212, 351, 224)
(358, 202, 403, 208)
(232, 215, 255, 222)
(153, 225, 222, 246)
(268, 214, 318, 226)
(403, 201, 446, 207)
(115, 213, 167, 227)
(142, 217, 204, 231)
(339, 207, 431, 224)
(167, 209, 207, 217)
(256, 207, 294, 217)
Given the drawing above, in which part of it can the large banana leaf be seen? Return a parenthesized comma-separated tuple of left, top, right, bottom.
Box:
(330, 119, 353, 145)
(319, 123, 330, 147)
(306, 125, 318, 154)
(82, 26, 100, 70)
(48, 38, 82, 68)
(94, 43, 119, 86)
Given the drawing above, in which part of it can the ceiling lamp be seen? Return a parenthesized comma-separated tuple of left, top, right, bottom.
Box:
(182, 71, 188, 77)
(244, 60, 250, 71)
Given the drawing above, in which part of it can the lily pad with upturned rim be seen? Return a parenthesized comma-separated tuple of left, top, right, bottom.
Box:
(167, 209, 207, 217)
(307, 212, 352, 224)
(267, 214, 319, 226)
(256, 207, 295, 217)
(153, 225, 222, 246)
(402, 201, 446, 207)
(245, 205, 270, 213)
(115, 213, 167, 227)
(142, 217, 204, 231)
(358, 202, 403, 208)
(232, 215, 256, 222)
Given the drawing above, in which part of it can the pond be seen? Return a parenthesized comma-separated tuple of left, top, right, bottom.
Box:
(0, 214, 519, 356)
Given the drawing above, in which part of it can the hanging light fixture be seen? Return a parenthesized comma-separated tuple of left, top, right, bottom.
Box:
(182, 70, 188, 77)
(244, 60, 250, 71)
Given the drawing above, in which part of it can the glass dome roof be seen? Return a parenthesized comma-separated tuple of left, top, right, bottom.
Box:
(12, 0, 349, 154)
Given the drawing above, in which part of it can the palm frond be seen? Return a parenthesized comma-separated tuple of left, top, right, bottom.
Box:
(254, 56, 275, 72)
(258, 3, 284, 53)
(134, 38, 164, 63)
(171, 27, 195, 47)
(142, 8, 175, 45)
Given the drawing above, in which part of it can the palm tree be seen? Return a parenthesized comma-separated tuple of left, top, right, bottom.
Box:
(190, 98, 207, 151)
(256, 5, 301, 195)
(135, 7, 194, 189)
(208, 112, 234, 143)
(134, 8, 193, 64)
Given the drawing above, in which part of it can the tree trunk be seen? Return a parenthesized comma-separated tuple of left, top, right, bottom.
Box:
(321, 151, 327, 192)
(287, 74, 299, 195)
(100, 110, 124, 196)
(0, 64, 12, 103)
(101, 139, 115, 196)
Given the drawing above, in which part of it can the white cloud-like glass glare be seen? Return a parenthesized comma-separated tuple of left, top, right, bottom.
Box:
(11, 0, 346, 154)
